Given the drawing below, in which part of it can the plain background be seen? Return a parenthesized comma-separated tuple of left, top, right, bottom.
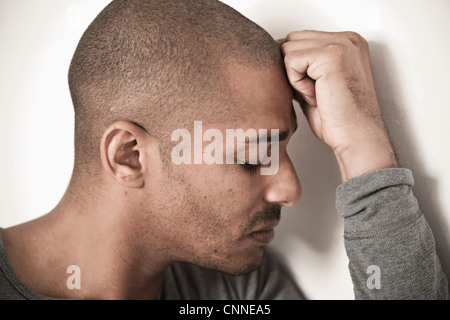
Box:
(1, 0, 449, 299)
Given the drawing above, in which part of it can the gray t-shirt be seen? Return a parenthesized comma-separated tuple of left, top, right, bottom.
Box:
(0, 168, 448, 299)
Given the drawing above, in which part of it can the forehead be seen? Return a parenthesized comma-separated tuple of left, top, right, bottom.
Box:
(222, 61, 295, 130)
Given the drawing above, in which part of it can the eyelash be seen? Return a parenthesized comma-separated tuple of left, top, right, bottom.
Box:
(241, 162, 260, 175)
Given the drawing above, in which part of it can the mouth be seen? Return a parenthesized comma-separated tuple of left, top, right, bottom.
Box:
(250, 228, 275, 244)
(249, 221, 279, 244)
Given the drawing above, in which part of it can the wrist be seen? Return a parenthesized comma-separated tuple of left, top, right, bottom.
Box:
(334, 134, 398, 182)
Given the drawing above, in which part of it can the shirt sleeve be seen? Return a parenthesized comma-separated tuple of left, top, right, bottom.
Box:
(336, 168, 448, 299)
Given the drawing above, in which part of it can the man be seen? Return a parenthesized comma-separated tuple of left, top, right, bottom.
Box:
(0, 0, 447, 300)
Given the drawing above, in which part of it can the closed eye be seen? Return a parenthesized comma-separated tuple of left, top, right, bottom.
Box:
(241, 162, 260, 175)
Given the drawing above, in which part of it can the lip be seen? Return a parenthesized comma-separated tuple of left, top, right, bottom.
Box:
(249, 221, 279, 244)
(250, 228, 275, 244)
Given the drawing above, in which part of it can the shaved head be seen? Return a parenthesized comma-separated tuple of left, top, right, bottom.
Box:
(68, 0, 282, 179)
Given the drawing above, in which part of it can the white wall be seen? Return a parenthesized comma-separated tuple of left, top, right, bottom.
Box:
(1, 0, 449, 299)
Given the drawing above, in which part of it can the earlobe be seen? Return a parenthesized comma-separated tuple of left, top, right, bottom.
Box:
(100, 121, 148, 188)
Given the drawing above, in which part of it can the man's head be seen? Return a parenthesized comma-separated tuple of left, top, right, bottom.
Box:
(68, 0, 301, 275)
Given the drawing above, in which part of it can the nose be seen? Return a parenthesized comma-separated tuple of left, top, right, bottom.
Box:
(262, 156, 301, 207)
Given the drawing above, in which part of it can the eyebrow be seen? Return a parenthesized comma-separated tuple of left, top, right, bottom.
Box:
(246, 122, 298, 144)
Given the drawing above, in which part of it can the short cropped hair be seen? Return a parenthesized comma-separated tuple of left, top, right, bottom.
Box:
(68, 0, 281, 178)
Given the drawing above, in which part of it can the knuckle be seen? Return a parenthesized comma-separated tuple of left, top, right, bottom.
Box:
(343, 31, 368, 46)
(286, 31, 300, 41)
(286, 30, 315, 41)
(326, 43, 346, 58)
(346, 31, 362, 38)
(283, 50, 302, 69)
(280, 41, 290, 53)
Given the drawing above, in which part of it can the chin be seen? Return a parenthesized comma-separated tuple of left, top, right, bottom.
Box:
(224, 260, 262, 276)
(209, 247, 266, 276)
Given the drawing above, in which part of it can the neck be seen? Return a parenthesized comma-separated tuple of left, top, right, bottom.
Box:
(2, 184, 170, 300)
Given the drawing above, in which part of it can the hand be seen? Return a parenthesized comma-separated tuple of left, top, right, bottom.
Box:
(279, 31, 398, 181)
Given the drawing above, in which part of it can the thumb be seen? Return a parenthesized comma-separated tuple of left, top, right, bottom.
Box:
(287, 71, 317, 107)
(283, 49, 318, 107)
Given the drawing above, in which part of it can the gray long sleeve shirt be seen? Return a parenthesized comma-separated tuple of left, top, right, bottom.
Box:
(0, 168, 448, 299)
(336, 168, 448, 299)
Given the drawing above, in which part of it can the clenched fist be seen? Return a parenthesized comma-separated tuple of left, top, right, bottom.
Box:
(279, 31, 398, 181)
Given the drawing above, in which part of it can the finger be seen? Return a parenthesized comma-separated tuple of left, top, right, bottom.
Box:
(283, 48, 320, 106)
(284, 48, 315, 81)
(285, 30, 351, 42)
(276, 38, 286, 46)
(292, 76, 317, 107)
(281, 38, 330, 55)
(285, 60, 317, 106)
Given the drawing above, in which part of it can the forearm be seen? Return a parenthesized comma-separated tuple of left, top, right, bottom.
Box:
(280, 31, 448, 298)
(337, 168, 448, 299)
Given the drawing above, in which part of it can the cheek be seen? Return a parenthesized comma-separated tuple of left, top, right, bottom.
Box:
(152, 164, 268, 270)
(157, 162, 261, 242)
(157, 165, 232, 236)
(188, 165, 260, 235)
(187, 165, 252, 219)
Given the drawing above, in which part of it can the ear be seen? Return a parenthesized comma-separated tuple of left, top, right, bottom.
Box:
(100, 120, 159, 188)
